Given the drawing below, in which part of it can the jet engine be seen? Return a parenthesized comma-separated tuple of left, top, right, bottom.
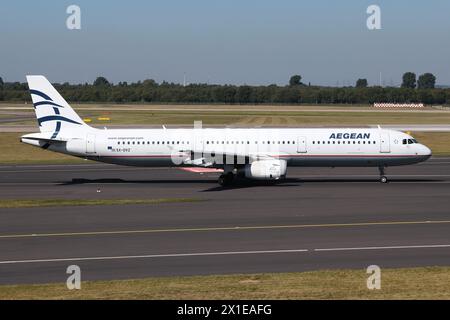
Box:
(244, 159, 287, 180)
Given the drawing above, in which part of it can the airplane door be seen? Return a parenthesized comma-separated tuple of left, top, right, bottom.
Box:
(86, 134, 96, 154)
(380, 132, 390, 153)
(297, 136, 307, 153)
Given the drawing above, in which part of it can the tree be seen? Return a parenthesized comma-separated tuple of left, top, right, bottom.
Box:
(401, 72, 416, 89)
(0, 77, 3, 88)
(355, 79, 368, 88)
(289, 75, 302, 86)
(93, 76, 110, 86)
(236, 86, 253, 103)
(417, 73, 436, 89)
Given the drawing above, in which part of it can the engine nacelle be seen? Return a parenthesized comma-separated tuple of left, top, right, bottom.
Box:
(244, 160, 287, 180)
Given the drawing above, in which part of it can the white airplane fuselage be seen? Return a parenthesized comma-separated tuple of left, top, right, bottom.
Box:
(21, 76, 432, 185)
(64, 127, 430, 168)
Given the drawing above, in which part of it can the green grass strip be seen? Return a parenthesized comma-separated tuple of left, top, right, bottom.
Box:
(0, 267, 449, 299)
(0, 198, 204, 208)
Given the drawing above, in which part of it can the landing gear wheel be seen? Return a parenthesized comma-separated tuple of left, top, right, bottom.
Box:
(378, 166, 388, 184)
(218, 173, 234, 186)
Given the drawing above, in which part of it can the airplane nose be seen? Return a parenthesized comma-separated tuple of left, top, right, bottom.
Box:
(419, 144, 432, 157)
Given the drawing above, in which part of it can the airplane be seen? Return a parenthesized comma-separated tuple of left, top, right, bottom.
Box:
(21, 75, 432, 186)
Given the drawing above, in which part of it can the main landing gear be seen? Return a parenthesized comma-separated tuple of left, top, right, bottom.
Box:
(218, 172, 234, 186)
(378, 166, 388, 183)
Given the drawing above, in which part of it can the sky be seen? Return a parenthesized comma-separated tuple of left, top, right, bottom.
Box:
(1, 0, 450, 86)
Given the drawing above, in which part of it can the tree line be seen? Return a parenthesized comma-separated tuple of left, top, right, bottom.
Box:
(0, 73, 448, 105)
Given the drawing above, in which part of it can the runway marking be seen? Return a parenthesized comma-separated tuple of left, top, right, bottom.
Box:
(1, 244, 449, 265)
(315, 244, 450, 252)
(1, 220, 449, 239)
(0, 249, 309, 265)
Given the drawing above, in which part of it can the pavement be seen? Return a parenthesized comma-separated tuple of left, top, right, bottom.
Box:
(0, 159, 449, 284)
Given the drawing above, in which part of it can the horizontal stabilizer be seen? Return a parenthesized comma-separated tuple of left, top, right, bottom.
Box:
(21, 132, 68, 142)
(20, 132, 68, 149)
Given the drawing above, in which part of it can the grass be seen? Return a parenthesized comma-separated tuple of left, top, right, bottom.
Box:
(28, 110, 450, 126)
(1, 267, 450, 299)
(1, 103, 449, 164)
(0, 133, 86, 164)
(3, 103, 450, 126)
(411, 132, 450, 156)
(0, 198, 203, 208)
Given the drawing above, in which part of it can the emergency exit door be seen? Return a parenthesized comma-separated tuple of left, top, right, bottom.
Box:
(380, 132, 390, 153)
(86, 134, 96, 154)
(297, 136, 307, 153)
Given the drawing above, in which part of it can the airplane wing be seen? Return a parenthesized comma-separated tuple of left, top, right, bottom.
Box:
(174, 147, 287, 168)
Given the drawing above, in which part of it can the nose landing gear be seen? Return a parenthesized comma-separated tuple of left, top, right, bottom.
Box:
(379, 166, 388, 183)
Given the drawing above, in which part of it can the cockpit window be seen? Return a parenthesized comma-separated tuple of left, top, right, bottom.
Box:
(403, 138, 418, 145)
